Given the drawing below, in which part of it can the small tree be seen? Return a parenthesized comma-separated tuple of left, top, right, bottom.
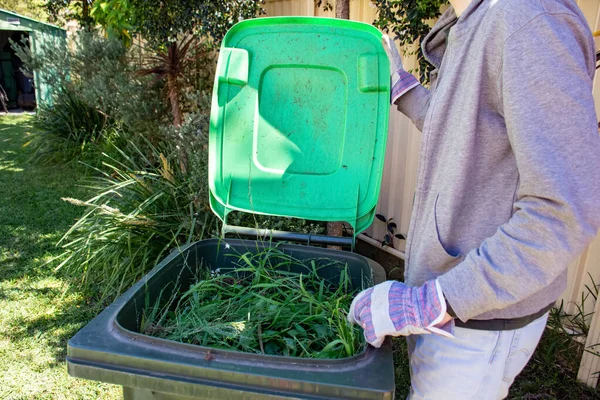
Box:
(137, 36, 207, 128)
(127, 0, 265, 46)
(90, 0, 264, 127)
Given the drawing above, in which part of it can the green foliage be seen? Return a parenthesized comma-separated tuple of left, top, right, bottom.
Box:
(90, 0, 135, 45)
(375, 213, 406, 247)
(507, 291, 600, 399)
(142, 247, 364, 359)
(126, 0, 265, 47)
(65, 31, 169, 137)
(11, 33, 69, 87)
(12, 29, 217, 302)
(43, 0, 93, 26)
(372, 0, 448, 81)
(12, 30, 169, 141)
(55, 119, 217, 303)
(1, 0, 48, 22)
(29, 86, 116, 163)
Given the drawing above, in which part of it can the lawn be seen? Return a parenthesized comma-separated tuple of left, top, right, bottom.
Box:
(0, 115, 120, 399)
(0, 114, 599, 399)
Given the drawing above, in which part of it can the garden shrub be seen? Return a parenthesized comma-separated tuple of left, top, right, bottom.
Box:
(15, 30, 219, 301)
(13, 30, 169, 148)
(56, 116, 218, 303)
(29, 86, 117, 163)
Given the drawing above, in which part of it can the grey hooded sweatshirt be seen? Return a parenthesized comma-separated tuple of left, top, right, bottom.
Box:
(397, 0, 600, 322)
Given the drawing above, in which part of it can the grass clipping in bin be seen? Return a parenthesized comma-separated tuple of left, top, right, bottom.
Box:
(141, 247, 366, 359)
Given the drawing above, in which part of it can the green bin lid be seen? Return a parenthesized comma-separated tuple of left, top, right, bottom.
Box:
(209, 17, 390, 235)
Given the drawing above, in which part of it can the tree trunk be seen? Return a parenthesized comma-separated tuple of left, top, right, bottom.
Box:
(82, 0, 89, 24)
(327, 222, 344, 249)
(167, 74, 182, 127)
(335, 0, 350, 19)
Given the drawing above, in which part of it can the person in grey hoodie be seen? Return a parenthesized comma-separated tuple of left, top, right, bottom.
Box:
(347, 0, 600, 398)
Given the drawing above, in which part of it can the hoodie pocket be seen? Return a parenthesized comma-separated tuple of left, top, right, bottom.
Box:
(406, 194, 463, 285)
(432, 194, 463, 261)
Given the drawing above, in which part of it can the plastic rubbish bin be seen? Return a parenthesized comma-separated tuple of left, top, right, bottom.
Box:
(67, 16, 395, 399)
(67, 239, 394, 399)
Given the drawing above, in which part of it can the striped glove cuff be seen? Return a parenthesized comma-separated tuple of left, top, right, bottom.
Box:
(391, 69, 420, 105)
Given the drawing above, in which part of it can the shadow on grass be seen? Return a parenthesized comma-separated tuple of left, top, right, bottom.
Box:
(0, 285, 62, 301)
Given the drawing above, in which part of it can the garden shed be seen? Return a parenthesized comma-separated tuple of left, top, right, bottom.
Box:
(0, 9, 65, 109)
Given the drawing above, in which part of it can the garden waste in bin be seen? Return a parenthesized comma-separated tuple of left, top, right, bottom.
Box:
(67, 16, 395, 399)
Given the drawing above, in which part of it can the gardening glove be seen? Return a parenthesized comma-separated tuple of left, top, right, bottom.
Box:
(348, 279, 454, 348)
(382, 34, 420, 105)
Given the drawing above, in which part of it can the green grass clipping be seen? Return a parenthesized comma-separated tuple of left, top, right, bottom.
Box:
(141, 246, 366, 359)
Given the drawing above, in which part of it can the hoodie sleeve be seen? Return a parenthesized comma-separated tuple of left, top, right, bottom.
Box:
(437, 12, 600, 321)
(394, 81, 432, 132)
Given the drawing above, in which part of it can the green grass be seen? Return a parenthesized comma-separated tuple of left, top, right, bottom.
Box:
(142, 248, 364, 359)
(0, 115, 120, 400)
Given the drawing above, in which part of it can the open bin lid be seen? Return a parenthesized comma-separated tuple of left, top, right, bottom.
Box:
(209, 17, 390, 235)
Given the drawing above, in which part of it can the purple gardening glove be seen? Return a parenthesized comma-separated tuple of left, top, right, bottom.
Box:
(348, 280, 454, 348)
(382, 34, 420, 104)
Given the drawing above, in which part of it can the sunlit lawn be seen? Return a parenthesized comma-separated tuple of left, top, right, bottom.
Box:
(0, 115, 120, 399)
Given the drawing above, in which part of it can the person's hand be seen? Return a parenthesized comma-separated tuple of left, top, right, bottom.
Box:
(348, 280, 454, 348)
(382, 34, 405, 74)
(382, 34, 420, 104)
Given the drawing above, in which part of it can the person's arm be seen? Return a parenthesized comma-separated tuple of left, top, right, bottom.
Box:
(394, 85, 432, 132)
(383, 35, 432, 131)
(437, 12, 600, 321)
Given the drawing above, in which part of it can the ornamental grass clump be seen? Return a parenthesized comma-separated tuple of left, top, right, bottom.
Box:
(142, 247, 366, 359)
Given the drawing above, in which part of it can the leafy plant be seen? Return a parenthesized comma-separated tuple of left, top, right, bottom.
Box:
(13, 30, 169, 142)
(541, 274, 600, 377)
(372, 0, 448, 82)
(55, 124, 217, 303)
(137, 36, 211, 128)
(142, 247, 365, 359)
(11, 34, 70, 93)
(375, 213, 406, 247)
(90, 0, 135, 46)
(44, 0, 94, 27)
(28, 86, 115, 163)
(126, 0, 265, 47)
